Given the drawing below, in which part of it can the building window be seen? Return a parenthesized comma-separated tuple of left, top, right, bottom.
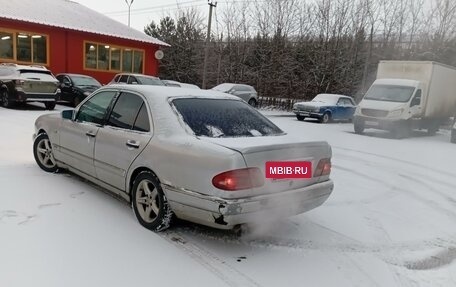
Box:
(84, 41, 144, 73)
(0, 32, 13, 59)
(0, 28, 48, 65)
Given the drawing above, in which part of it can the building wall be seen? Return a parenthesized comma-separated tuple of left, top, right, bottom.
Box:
(0, 19, 160, 84)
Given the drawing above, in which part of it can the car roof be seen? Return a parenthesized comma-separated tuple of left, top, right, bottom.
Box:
(100, 84, 240, 101)
(57, 73, 95, 78)
(115, 73, 160, 79)
(316, 93, 352, 99)
(0, 63, 50, 72)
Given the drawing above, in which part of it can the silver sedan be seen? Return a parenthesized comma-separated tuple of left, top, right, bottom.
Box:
(33, 85, 334, 232)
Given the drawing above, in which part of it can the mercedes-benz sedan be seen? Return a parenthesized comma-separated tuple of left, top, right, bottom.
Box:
(33, 85, 334, 232)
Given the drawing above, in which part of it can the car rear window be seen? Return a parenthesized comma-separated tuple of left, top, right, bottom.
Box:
(172, 98, 284, 138)
(19, 70, 55, 81)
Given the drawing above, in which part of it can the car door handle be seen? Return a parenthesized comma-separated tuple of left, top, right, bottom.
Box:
(126, 140, 140, 149)
(86, 131, 96, 137)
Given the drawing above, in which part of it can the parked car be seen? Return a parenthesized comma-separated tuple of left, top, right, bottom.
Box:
(293, 94, 356, 123)
(33, 85, 333, 232)
(212, 83, 258, 107)
(0, 63, 60, 110)
(109, 73, 165, 86)
(56, 73, 101, 107)
(162, 79, 200, 89)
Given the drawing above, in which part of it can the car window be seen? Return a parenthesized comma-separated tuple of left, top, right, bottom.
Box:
(133, 103, 150, 132)
(119, 75, 129, 83)
(236, 85, 250, 92)
(173, 98, 284, 138)
(113, 75, 120, 82)
(19, 71, 56, 81)
(56, 75, 63, 82)
(107, 92, 144, 130)
(76, 91, 117, 125)
(63, 77, 71, 85)
(128, 76, 138, 84)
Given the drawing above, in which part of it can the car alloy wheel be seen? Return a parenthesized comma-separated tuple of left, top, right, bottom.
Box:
(320, 112, 331, 123)
(132, 171, 173, 231)
(1, 90, 11, 108)
(33, 133, 58, 172)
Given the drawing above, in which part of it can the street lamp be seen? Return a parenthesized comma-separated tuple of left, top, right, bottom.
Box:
(125, 0, 134, 27)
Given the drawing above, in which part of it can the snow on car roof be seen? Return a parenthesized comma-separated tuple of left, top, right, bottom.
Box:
(104, 84, 241, 101)
(0, 0, 168, 46)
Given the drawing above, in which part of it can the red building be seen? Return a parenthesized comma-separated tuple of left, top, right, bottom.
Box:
(0, 0, 168, 84)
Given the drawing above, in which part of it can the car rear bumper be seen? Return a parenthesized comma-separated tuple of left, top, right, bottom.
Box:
(15, 90, 60, 102)
(162, 180, 334, 229)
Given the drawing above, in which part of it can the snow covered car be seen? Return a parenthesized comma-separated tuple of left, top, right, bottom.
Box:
(0, 63, 60, 110)
(293, 94, 356, 123)
(212, 83, 258, 107)
(33, 85, 334, 232)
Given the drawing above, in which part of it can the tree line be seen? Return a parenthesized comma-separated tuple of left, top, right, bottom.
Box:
(145, 0, 456, 103)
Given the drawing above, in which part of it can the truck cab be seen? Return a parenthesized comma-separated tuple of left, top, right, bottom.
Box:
(354, 61, 456, 138)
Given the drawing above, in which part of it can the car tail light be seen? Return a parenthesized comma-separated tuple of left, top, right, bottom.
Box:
(212, 168, 264, 191)
(314, 158, 331, 177)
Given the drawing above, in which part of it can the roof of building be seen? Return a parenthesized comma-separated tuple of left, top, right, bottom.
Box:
(0, 0, 169, 46)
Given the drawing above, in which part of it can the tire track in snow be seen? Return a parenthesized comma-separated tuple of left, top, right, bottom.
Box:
(334, 164, 456, 220)
(160, 230, 262, 287)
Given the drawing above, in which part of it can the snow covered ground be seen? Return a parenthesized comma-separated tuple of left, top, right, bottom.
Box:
(1, 104, 455, 287)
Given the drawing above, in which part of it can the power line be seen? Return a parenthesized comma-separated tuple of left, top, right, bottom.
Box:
(104, 0, 204, 15)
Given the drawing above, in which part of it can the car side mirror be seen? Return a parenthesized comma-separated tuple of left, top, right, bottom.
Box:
(62, 109, 74, 120)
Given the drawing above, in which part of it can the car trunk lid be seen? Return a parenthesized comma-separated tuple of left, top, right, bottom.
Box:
(201, 135, 332, 197)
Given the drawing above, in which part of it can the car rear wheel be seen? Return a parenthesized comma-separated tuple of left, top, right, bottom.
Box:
(132, 171, 173, 232)
(296, 115, 305, 121)
(33, 133, 59, 172)
(248, 98, 257, 107)
(73, 96, 81, 107)
(44, 102, 56, 110)
(319, 112, 331, 123)
(1, 89, 13, 108)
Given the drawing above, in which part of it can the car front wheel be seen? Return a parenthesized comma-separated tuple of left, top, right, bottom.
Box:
(44, 102, 56, 110)
(33, 133, 58, 172)
(296, 115, 305, 121)
(132, 171, 173, 232)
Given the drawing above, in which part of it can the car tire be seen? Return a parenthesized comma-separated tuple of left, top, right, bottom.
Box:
(33, 133, 59, 173)
(451, 129, 456, 144)
(1, 89, 13, 108)
(44, 102, 56, 110)
(319, 112, 331, 123)
(248, 98, 257, 107)
(73, 96, 81, 107)
(354, 120, 364, 134)
(131, 171, 173, 232)
(296, 115, 305, 121)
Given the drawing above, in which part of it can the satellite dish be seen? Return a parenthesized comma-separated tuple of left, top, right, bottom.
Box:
(155, 50, 164, 60)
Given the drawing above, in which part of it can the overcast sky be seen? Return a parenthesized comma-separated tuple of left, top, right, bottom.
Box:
(75, 0, 208, 32)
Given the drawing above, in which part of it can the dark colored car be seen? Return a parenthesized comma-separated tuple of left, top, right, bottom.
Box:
(56, 73, 102, 107)
(293, 94, 356, 123)
(109, 73, 165, 86)
(0, 63, 60, 110)
(212, 83, 258, 107)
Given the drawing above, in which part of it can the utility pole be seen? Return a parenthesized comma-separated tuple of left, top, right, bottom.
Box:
(202, 0, 217, 89)
(125, 0, 134, 27)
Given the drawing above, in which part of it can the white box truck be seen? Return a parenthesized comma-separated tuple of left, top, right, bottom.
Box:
(354, 61, 456, 138)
